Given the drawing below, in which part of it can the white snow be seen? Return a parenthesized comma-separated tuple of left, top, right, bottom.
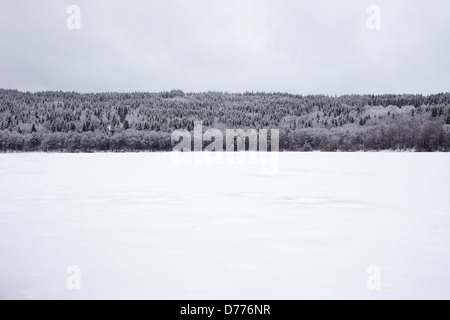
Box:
(0, 152, 449, 299)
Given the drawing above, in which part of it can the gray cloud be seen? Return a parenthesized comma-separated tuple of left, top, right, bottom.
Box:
(0, 0, 449, 94)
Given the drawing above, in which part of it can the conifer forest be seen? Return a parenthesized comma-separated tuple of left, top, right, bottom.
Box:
(1, 89, 449, 152)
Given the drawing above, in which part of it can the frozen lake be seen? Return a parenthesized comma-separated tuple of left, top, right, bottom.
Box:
(0, 152, 449, 299)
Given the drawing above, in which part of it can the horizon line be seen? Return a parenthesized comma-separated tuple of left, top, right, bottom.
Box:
(1, 88, 450, 98)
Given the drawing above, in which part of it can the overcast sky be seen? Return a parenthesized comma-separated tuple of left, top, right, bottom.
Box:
(0, 0, 449, 94)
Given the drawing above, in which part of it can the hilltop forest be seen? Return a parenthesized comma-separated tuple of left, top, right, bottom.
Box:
(1, 89, 449, 152)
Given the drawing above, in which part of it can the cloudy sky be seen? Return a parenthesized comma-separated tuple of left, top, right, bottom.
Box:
(0, 0, 449, 94)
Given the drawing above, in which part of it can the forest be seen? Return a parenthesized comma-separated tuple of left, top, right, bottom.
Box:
(1, 89, 449, 152)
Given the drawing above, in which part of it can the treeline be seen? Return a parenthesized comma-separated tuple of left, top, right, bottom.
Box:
(0, 130, 172, 152)
(284, 120, 449, 151)
(1, 121, 447, 152)
(0, 89, 450, 152)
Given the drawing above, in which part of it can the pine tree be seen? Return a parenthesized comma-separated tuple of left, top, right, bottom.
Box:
(432, 108, 438, 118)
(31, 123, 37, 133)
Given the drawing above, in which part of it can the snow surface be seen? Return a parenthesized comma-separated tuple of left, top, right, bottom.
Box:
(0, 152, 449, 300)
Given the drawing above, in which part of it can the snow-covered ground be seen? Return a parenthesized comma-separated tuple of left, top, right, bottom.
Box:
(0, 152, 449, 300)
